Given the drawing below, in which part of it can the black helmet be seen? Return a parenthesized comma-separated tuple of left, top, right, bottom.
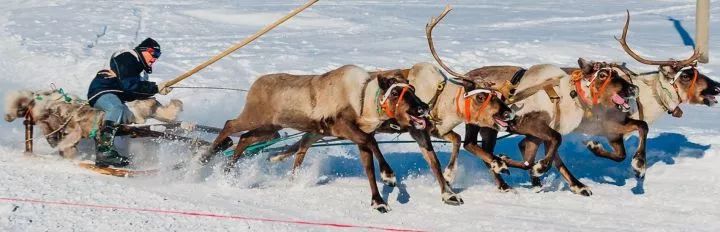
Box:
(135, 38, 161, 73)
(137, 37, 160, 51)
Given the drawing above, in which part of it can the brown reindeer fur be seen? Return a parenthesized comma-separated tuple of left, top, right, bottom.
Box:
(460, 61, 636, 195)
(569, 59, 720, 178)
(200, 65, 434, 211)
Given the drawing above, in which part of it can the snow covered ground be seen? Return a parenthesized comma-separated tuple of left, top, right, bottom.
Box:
(1, 0, 719, 231)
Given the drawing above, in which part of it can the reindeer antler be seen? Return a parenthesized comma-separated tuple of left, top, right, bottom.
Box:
(615, 10, 701, 67)
(426, 5, 469, 79)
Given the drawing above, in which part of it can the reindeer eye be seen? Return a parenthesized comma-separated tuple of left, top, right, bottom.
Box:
(475, 94, 486, 102)
(391, 89, 400, 96)
(680, 73, 691, 80)
(598, 72, 609, 80)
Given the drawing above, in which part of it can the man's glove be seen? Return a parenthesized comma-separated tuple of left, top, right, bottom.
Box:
(157, 82, 172, 95)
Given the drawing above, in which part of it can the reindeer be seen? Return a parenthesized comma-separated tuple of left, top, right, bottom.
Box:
(425, 6, 638, 195)
(4, 89, 183, 158)
(263, 6, 622, 196)
(267, 64, 517, 196)
(571, 11, 720, 178)
(197, 65, 452, 213)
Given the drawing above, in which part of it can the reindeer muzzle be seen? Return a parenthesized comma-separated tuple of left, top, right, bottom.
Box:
(628, 85, 640, 99)
(670, 106, 684, 118)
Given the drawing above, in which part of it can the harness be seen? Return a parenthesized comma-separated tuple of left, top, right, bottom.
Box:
(376, 83, 414, 118)
(454, 87, 498, 122)
(570, 68, 616, 117)
(669, 66, 699, 103)
(501, 68, 561, 130)
(648, 65, 699, 117)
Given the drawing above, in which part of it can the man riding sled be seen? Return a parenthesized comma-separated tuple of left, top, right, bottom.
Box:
(87, 38, 172, 168)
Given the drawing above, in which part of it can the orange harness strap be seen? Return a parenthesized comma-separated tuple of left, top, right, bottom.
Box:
(592, 74, 613, 105)
(455, 88, 464, 117)
(455, 87, 493, 122)
(381, 86, 410, 118)
(474, 92, 492, 121)
(571, 71, 592, 106)
(686, 68, 699, 101)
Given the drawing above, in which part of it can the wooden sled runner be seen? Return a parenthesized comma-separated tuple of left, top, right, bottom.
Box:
(78, 161, 159, 177)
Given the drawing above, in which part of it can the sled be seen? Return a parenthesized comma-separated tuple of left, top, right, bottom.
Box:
(117, 124, 213, 147)
(77, 161, 159, 177)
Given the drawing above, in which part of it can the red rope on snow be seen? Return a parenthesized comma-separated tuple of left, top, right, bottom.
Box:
(0, 197, 425, 232)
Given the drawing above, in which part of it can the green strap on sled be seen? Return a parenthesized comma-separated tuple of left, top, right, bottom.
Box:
(88, 112, 102, 139)
(222, 132, 516, 157)
(222, 132, 304, 157)
(57, 88, 73, 103)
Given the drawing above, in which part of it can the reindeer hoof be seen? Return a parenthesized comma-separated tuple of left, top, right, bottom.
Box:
(268, 154, 287, 163)
(371, 202, 391, 213)
(632, 155, 646, 179)
(497, 183, 513, 193)
(531, 186, 544, 193)
(381, 171, 397, 187)
(223, 162, 236, 174)
(443, 168, 456, 184)
(585, 140, 601, 150)
(442, 192, 464, 206)
(570, 185, 593, 196)
(491, 158, 509, 175)
(530, 177, 543, 192)
(531, 160, 551, 177)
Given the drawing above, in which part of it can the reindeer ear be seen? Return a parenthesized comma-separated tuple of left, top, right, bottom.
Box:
(378, 76, 397, 90)
(401, 69, 411, 79)
(458, 79, 475, 92)
(578, 58, 594, 74)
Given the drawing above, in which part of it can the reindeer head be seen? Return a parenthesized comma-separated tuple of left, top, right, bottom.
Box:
(425, 5, 515, 130)
(376, 70, 430, 130)
(4, 90, 35, 122)
(617, 10, 720, 111)
(659, 66, 719, 107)
(577, 58, 639, 112)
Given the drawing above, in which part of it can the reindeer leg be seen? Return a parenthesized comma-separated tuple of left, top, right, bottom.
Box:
(269, 133, 313, 163)
(289, 133, 324, 176)
(366, 135, 397, 187)
(554, 154, 592, 196)
(409, 128, 462, 205)
(199, 118, 253, 164)
(527, 128, 561, 177)
(331, 120, 388, 213)
(586, 135, 627, 162)
(439, 131, 461, 184)
(519, 137, 543, 190)
(585, 118, 632, 162)
(464, 124, 510, 191)
(587, 118, 648, 178)
(225, 127, 280, 173)
(627, 119, 648, 178)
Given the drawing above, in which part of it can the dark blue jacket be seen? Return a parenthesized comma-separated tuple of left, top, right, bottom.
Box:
(87, 49, 158, 106)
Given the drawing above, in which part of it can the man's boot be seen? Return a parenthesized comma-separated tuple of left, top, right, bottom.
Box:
(95, 120, 130, 168)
